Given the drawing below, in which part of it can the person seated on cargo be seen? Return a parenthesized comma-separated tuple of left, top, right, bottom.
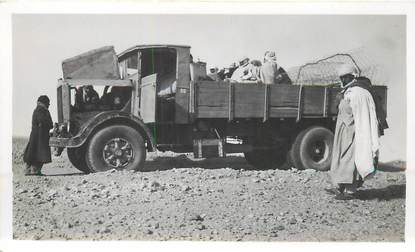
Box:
(111, 86, 132, 110)
(217, 68, 225, 80)
(82, 85, 100, 110)
(99, 86, 132, 110)
(259, 51, 279, 85)
(223, 63, 237, 80)
(259, 51, 292, 85)
(207, 66, 221, 81)
(73, 86, 84, 111)
(230, 57, 256, 82)
(73, 85, 99, 111)
(250, 59, 262, 82)
(275, 66, 292, 85)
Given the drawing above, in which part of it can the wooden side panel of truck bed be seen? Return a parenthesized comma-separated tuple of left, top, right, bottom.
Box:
(193, 81, 387, 120)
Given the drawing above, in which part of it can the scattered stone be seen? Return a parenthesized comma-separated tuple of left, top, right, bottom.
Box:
(102, 228, 111, 233)
(182, 185, 191, 192)
(386, 175, 398, 182)
(17, 189, 28, 194)
(189, 214, 204, 222)
(289, 218, 297, 225)
(145, 229, 153, 235)
(363, 209, 371, 215)
(277, 225, 285, 231)
(196, 224, 206, 230)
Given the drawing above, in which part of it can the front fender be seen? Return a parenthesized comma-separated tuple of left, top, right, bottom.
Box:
(49, 111, 155, 151)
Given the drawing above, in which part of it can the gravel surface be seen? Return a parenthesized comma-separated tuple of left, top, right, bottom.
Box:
(12, 138, 405, 241)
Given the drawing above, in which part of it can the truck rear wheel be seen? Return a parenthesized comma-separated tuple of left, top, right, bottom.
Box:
(85, 125, 146, 172)
(289, 126, 334, 171)
(67, 146, 90, 174)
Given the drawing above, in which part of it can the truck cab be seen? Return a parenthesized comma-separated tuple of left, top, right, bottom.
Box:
(50, 44, 203, 173)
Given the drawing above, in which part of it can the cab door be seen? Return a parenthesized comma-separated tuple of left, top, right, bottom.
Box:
(129, 51, 141, 117)
(140, 73, 158, 123)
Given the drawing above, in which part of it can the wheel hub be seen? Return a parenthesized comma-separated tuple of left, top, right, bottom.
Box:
(310, 140, 328, 163)
(102, 138, 134, 168)
(114, 149, 123, 156)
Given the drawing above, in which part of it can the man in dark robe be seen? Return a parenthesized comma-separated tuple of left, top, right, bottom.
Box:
(23, 95, 53, 176)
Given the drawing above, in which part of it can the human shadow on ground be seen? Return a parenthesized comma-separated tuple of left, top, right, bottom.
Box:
(44, 172, 84, 177)
(355, 184, 406, 201)
(377, 161, 406, 173)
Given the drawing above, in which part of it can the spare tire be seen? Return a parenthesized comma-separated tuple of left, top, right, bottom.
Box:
(290, 126, 334, 171)
(85, 125, 146, 172)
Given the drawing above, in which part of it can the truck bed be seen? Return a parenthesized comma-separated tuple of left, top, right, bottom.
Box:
(191, 81, 387, 120)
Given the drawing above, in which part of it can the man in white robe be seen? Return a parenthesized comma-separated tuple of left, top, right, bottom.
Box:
(327, 64, 381, 200)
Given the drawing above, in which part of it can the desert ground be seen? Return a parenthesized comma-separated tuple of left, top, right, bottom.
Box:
(12, 137, 406, 241)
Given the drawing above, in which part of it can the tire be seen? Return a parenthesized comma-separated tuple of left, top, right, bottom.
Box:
(290, 126, 334, 171)
(67, 146, 91, 173)
(279, 149, 294, 170)
(85, 125, 146, 172)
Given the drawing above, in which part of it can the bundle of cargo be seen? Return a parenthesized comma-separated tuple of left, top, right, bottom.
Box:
(287, 46, 389, 86)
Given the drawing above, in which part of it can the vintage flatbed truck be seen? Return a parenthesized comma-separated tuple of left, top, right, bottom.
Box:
(49, 44, 387, 173)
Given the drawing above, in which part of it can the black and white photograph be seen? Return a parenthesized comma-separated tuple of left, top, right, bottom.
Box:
(1, 1, 414, 249)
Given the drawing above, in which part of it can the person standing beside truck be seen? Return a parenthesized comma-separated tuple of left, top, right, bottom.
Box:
(327, 64, 384, 200)
(23, 95, 53, 176)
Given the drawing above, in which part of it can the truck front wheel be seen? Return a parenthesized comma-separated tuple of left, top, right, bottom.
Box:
(289, 126, 334, 171)
(85, 125, 146, 172)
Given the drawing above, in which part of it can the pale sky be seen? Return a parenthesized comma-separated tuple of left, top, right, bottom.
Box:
(12, 14, 406, 161)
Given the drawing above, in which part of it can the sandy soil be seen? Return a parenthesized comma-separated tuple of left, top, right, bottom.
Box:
(12, 137, 406, 241)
